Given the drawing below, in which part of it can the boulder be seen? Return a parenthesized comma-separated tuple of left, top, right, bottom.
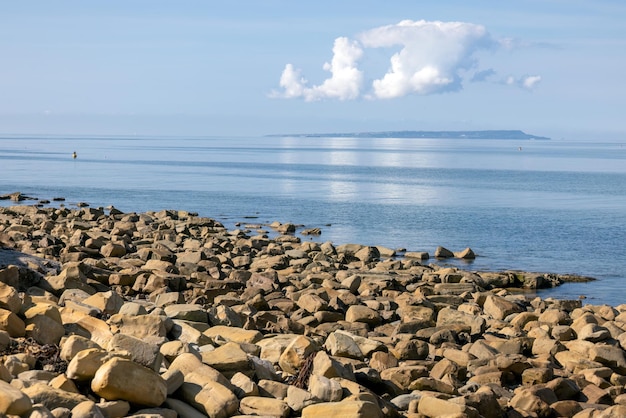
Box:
(0, 379, 32, 415)
(91, 357, 167, 407)
(301, 400, 382, 418)
(239, 396, 290, 418)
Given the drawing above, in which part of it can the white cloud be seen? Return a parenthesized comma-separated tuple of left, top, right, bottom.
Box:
(359, 20, 494, 98)
(505, 74, 542, 90)
(522, 75, 542, 89)
(271, 37, 363, 101)
(271, 19, 540, 101)
(276, 64, 307, 99)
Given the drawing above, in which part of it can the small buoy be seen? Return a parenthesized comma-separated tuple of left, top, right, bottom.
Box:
(72, 151, 77, 159)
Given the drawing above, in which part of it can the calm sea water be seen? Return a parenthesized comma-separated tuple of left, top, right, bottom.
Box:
(1, 135, 625, 305)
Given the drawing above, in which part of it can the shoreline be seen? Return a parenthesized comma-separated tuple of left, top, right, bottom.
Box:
(0, 191, 598, 286)
(0, 202, 624, 417)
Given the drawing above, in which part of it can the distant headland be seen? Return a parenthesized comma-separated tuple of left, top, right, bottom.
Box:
(268, 130, 550, 140)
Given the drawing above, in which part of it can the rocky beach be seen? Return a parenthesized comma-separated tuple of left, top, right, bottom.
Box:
(0, 199, 625, 418)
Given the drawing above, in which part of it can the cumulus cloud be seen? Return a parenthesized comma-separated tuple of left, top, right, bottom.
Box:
(271, 37, 363, 101)
(358, 20, 494, 98)
(272, 19, 540, 101)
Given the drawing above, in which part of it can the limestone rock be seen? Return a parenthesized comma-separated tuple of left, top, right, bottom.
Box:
(22, 383, 90, 410)
(483, 295, 524, 320)
(418, 396, 479, 418)
(0, 282, 21, 313)
(301, 400, 382, 418)
(239, 396, 290, 418)
(0, 379, 32, 415)
(278, 335, 319, 375)
(91, 357, 167, 407)
(0, 308, 26, 337)
(345, 305, 382, 327)
(201, 341, 252, 378)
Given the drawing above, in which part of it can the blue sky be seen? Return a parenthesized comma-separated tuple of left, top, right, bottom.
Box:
(1, 1, 625, 139)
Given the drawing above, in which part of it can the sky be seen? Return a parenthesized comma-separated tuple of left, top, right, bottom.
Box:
(0, 1, 625, 139)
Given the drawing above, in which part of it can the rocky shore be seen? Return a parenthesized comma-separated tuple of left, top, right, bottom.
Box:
(0, 203, 623, 418)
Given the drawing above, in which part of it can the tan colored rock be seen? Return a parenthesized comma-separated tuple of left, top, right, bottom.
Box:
(287, 385, 317, 412)
(0, 282, 21, 313)
(177, 378, 239, 418)
(66, 348, 109, 381)
(369, 351, 398, 372)
(107, 333, 162, 371)
(60, 334, 101, 362)
(108, 313, 167, 340)
(550, 400, 583, 417)
(164, 398, 208, 418)
(345, 305, 382, 327)
(82, 290, 124, 315)
(164, 304, 208, 322)
(391, 338, 429, 360)
(380, 366, 429, 391)
(49, 374, 79, 393)
(538, 308, 570, 325)
(589, 344, 626, 374)
(257, 334, 299, 364)
(230, 371, 259, 398)
(22, 383, 90, 410)
(301, 400, 382, 418)
(555, 350, 603, 373)
(170, 319, 212, 346)
(239, 396, 290, 418)
(437, 306, 486, 336)
(508, 388, 553, 417)
(308, 374, 343, 402)
(201, 341, 252, 378)
(581, 383, 612, 404)
(522, 367, 554, 385)
(167, 353, 231, 389)
(443, 348, 476, 368)
(160, 340, 199, 363)
(258, 379, 289, 399)
(278, 335, 319, 375)
(578, 323, 611, 342)
(311, 351, 354, 380)
(100, 242, 126, 258)
(25, 312, 66, 345)
(203, 325, 262, 344)
(43, 262, 94, 295)
(71, 400, 105, 418)
(0, 379, 32, 415)
(59, 308, 113, 347)
(91, 357, 167, 407)
(418, 396, 479, 418)
(0, 307, 25, 337)
(23, 302, 63, 323)
(324, 330, 363, 359)
(297, 293, 329, 314)
(483, 294, 524, 320)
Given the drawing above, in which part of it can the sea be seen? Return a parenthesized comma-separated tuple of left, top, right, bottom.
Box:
(1, 134, 625, 306)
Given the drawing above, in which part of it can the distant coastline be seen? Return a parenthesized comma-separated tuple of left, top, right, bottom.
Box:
(268, 129, 550, 140)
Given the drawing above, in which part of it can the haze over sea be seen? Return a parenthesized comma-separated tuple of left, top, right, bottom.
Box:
(1, 134, 625, 306)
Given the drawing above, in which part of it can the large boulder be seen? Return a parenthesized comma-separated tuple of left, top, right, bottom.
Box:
(91, 357, 167, 407)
